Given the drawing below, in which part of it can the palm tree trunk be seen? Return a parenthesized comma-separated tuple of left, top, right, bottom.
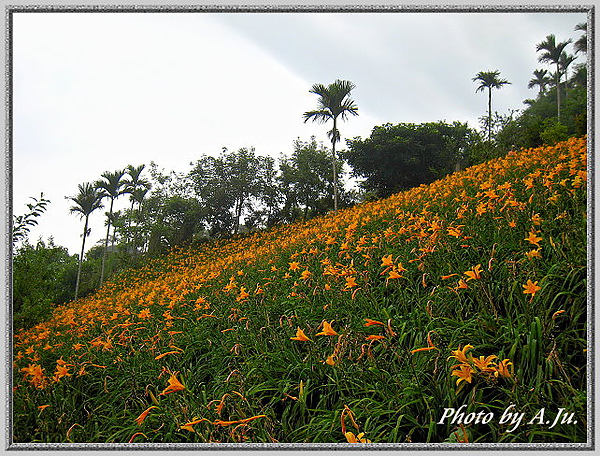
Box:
(556, 63, 561, 121)
(332, 117, 339, 211)
(127, 199, 135, 253)
(99, 198, 114, 287)
(488, 87, 492, 142)
(75, 217, 89, 300)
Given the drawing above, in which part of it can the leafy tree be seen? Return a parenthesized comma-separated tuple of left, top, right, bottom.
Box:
(189, 147, 267, 235)
(536, 34, 572, 121)
(244, 155, 284, 230)
(66, 182, 104, 300)
(12, 193, 50, 246)
(472, 70, 511, 141)
(278, 137, 338, 221)
(96, 170, 128, 286)
(128, 163, 207, 255)
(144, 195, 205, 255)
(12, 238, 78, 331)
(303, 79, 358, 211)
(345, 121, 476, 198)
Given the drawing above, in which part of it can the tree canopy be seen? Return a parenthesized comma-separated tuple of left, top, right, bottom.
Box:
(344, 121, 477, 198)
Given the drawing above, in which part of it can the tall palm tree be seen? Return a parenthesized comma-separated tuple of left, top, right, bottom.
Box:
(67, 182, 104, 300)
(574, 22, 587, 55)
(536, 34, 572, 121)
(129, 186, 150, 255)
(303, 79, 358, 211)
(123, 164, 150, 253)
(107, 210, 121, 254)
(559, 52, 576, 92)
(528, 69, 552, 97)
(96, 169, 127, 286)
(472, 70, 511, 141)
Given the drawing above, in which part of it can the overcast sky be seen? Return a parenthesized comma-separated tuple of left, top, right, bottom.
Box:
(12, 8, 588, 256)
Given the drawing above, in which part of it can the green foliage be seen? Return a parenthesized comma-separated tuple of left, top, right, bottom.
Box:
(278, 137, 338, 221)
(189, 147, 274, 236)
(345, 121, 477, 198)
(540, 119, 570, 145)
(13, 193, 50, 246)
(12, 239, 77, 331)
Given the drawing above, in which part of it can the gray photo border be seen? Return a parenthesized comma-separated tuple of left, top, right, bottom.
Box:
(2, 1, 595, 452)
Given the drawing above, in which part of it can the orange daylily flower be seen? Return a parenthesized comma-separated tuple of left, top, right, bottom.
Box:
(411, 331, 438, 354)
(345, 277, 358, 289)
(364, 318, 385, 327)
(53, 364, 71, 380)
(447, 225, 464, 237)
(387, 269, 403, 280)
(441, 273, 459, 280)
(325, 353, 337, 366)
(495, 359, 514, 378)
(213, 415, 267, 426)
(472, 355, 498, 372)
(290, 327, 311, 342)
(525, 249, 542, 259)
(381, 254, 394, 267)
(236, 287, 250, 302)
(449, 345, 474, 365)
(180, 417, 211, 432)
(316, 320, 338, 336)
(455, 278, 468, 290)
(464, 264, 482, 281)
(524, 230, 543, 247)
(134, 406, 158, 425)
(154, 350, 181, 360)
(523, 279, 541, 297)
(451, 364, 474, 385)
(160, 372, 185, 395)
(345, 431, 372, 443)
(138, 308, 152, 319)
(365, 335, 385, 341)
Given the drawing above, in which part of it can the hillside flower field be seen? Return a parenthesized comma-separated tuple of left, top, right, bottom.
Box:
(12, 137, 588, 445)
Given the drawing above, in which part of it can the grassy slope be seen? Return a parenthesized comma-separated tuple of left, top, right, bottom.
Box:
(13, 137, 588, 444)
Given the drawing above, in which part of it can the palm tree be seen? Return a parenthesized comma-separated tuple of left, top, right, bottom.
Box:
(96, 169, 127, 286)
(472, 70, 511, 141)
(303, 79, 358, 211)
(559, 52, 576, 92)
(107, 210, 121, 254)
(527, 69, 552, 97)
(129, 186, 150, 255)
(67, 182, 104, 300)
(574, 22, 587, 54)
(123, 164, 150, 253)
(536, 34, 572, 121)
